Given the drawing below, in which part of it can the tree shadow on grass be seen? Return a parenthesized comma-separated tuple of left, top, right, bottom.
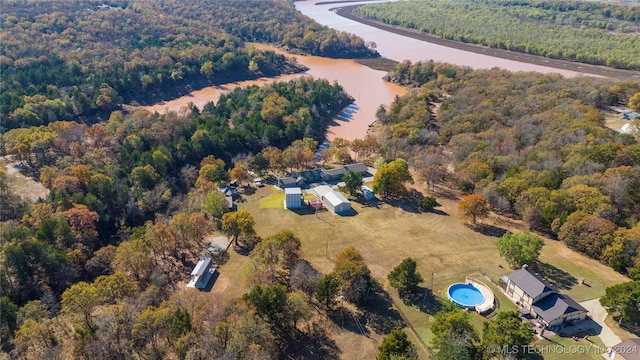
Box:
(400, 286, 445, 315)
(468, 223, 508, 238)
(233, 235, 262, 256)
(427, 209, 449, 216)
(361, 288, 406, 335)
(385, 198, 421, 214)
(281, 322, 341, 360)
(529, 263, 577, 291)
(619, 321, 640, 337)
(328, 306, 369, 336)
(327, 287, 405, 336)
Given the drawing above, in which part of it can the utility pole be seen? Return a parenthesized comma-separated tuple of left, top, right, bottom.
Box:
(326, 235, 329, 260)
(340, 292, 345, 328)
(431, 272, 435, 296)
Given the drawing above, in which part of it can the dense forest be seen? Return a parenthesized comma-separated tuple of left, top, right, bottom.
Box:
(3, 0, 640, 355)
(355, 0, 640, 70)
(0, 75, 360, 357)
(0, 0, 376, 130)
(0, 76, 348, 301)
(375, 60, 640, 276)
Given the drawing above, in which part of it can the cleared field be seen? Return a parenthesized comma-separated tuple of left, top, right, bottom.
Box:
(216, 182, 630, 358)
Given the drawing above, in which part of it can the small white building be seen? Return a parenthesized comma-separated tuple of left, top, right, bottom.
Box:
(361, 185, 375, 200)
(284, 187, 303, 209)
(187, 257, 216, 290)
(311, 185, 333, 198)
(322, 190, 351, 214)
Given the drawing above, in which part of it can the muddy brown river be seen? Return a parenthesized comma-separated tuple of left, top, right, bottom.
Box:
(144, 46, 406, 142)
(145, 0, 616, 142)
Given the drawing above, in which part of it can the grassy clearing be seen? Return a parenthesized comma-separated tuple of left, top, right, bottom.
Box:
(536, 240, 628, 302)
(259, 188, 285, 208)
(604, 110, 630, 133)
(1, 156, 50, 202)
(216, 182, 629, 359)
(604, 315, 638, 341)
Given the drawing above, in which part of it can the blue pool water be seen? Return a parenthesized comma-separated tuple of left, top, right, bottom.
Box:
(448, 283, 485, 308)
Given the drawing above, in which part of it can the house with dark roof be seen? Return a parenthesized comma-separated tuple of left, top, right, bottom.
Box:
(610, 338, 640, 360)
(277, 176, 297, 188)
(502, 266, 587, 329)
(320, 163, 369, 182)
(505, 267, 555, 307)
(622, 110, 640, 120)
(344, 162, 369, 175)
(321, 167, 347, 181)
(291, 168, 323, 183)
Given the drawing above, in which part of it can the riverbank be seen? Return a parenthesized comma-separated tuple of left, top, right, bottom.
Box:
(142, 44, 406, 142)
(334, 4, 640, 79)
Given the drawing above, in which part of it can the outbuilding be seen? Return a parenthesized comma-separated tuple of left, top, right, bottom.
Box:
(361, 185, 375, 200)
(284, 187, 303, 209)
(322, 190, 351, 214)
(187, 257, 216, 290)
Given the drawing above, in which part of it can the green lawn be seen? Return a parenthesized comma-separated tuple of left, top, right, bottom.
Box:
(531, 335, 607, 360)
(220, 184, 630, 359)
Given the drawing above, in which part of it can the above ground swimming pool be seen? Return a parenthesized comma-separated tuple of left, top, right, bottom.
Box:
(447, 283, 485, 309)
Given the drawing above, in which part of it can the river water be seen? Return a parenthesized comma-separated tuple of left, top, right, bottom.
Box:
(295, 0, 585, 77)
(145, 0, 594, 142)
(144, 47, 406, 142)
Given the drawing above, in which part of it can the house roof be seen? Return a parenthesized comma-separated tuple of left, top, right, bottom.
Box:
(312, 185, 333, 198)
(344, 163, 368, 174)
(531, 293, 587, 323)
(508, 268, 554, 299)
(612, 338, 640, 360)
(278, 177, 297, 185)
(323, 190, 350, 207)
(293, 168, 322, 181)
(323, 168, 346, 177)
(285, 187, 302, 195)
(191, 257, 212, 277)
(219, 187, 234, 196)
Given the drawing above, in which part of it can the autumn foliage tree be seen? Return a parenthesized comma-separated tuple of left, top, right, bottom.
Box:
(222, 210, 256, 247)
(252, 230, 302, 285)
(628, 91, 640, 112)
(373, 158, 414, 199)
(229, 166, 249, 186)
(457, 194, 489, 224)
(333, 246, 374, 305)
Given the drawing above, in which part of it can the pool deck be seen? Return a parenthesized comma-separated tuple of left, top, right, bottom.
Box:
(466, 278, 495, 314)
